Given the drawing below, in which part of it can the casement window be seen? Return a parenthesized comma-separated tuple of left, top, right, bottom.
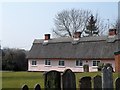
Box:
(76, 60, 83, 66)
(59, 60, 65, 66)
(45, 60, 51, 65)
(92, 60, 100, 66)
(32, 60, 37, 65)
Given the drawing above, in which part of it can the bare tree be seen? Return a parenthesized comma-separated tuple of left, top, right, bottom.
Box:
(110, 19, 120, 34)
(52, 9, 108, 37)
(52, 9, 91, 37)
(93, 14, 108, 36)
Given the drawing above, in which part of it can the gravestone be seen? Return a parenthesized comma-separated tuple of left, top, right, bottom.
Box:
(44, 70, 61, 90)
(79, 76, 91, 90)
(102, 66, 113, 90)
(93, 75, 102, 90)
(62, 69, 76, 90)
(34, 84, 41, 90)
(115, 77, 120, 90)
(22, 85, 29, 90)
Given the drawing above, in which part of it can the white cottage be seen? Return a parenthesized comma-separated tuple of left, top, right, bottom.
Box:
(27, 29, 120, 72)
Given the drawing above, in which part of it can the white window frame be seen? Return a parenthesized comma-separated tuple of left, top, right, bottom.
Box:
(92, 60, 100, 66)
(76, 60, 83, 67)
(45, 59, 51, 66)
(31, 60, 37, 66)
(58, 60, 65, 66)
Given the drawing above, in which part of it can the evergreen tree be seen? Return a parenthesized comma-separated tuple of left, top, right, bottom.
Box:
(85, 14, 99, 36)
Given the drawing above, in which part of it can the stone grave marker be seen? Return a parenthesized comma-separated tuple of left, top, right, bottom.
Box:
(102, 66, 113, 90)
(62, 69, 76, 90)
(115, 77, 120, 90)
(79, 76, 91, 90)
(22, 85, 29, 90)
(34, 84, 41, 90)
(44, 70, 61, 90)
(93, 75, 102, 90)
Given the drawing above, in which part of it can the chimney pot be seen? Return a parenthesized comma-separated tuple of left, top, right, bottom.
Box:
(73, 32, 81, 39)
(45, 34, 50, 40)
(109, 29, 117, 36)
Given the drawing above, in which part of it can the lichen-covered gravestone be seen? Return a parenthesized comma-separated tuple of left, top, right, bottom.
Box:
(102, 66, 113, 90)
(44, 70, 61, 90)
(79, 76, 91, 90)
(22, 85, 29, 90)
(93, 75, 102, 90)
(115, 77, 120, 90)
(62, 69, 76, 90)
(34, 84, 41, 90)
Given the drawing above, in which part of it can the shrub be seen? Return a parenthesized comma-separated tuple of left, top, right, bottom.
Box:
(83, 64, 89, 72)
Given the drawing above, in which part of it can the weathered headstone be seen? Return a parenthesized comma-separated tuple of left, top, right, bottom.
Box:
(115, 77, 120, 90)
(22, 85, 29, 90)
(79, 76, 91, 90)
(44, 70, 61, 90)
(34, 84, 41, 90)
(102, 66, 113, 90)
(93, 75, 102, 90)
(62, 69, 76, 90)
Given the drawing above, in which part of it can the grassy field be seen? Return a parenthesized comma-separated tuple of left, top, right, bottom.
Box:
(1, 71, 120, 89)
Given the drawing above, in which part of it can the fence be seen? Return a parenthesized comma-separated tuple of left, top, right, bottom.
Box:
(22, 67, 120, 90)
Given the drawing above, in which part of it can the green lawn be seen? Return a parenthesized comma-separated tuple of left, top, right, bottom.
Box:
(1, 71, 120, 89)
(2, 72, 44, 89)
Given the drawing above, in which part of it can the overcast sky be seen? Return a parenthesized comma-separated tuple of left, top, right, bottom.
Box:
(1, 1, 119, 50)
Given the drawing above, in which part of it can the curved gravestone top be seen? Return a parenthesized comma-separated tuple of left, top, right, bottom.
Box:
(115, 77, 120, 90)
(34, 84, 41, 90)
(44, 70, 61, 90)
(62, 69, 76, 90)
(79, 76, 92, 89)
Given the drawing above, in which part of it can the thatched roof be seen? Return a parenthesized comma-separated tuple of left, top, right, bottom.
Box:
(27, 35, 120, 59)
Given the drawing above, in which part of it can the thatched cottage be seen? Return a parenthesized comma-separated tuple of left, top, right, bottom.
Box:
(27, 29, 120, 72)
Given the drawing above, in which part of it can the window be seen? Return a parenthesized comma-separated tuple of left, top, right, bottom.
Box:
(76, 60, 83, 66)
(45, 60, 51, 65)
(59, 60, 65, 66)
(93, 60, 100, 66)
(32, 60, 37, 65)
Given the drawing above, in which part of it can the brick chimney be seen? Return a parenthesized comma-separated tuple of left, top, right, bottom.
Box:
(73, 32, 81, 40)
(44, 34, 50, 40)
(109, 29, 117, 36)
(114, 51, 120, 73)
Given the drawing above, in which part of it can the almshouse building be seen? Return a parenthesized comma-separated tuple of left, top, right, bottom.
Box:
(27, 29, 120, 72)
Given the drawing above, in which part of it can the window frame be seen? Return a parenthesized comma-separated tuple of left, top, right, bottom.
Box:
(45, 59, 51, 66)
(58, 60, 65, 66)
(76, 60, 83, 66)
(31, 60, 37, 66)
(92, 60, 100, 66)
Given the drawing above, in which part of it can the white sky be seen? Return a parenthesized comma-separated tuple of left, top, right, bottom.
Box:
(0, 0, 119, 50)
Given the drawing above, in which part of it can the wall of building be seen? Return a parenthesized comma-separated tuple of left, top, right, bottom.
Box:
(115, 53, 120, 73)
(28, 59, 115, 72)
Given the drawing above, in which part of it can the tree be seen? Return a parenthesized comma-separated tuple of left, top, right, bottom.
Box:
(85, 14, 99, 36)
(111, 19, 120, 33)
(52, 9, 107, 37)
(2, 48, 28, 71)
(52, 9, 91, 37)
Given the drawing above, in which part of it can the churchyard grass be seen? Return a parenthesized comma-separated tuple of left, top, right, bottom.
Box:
(2, 71, 120, 89)
(2, 72, 44, 89)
